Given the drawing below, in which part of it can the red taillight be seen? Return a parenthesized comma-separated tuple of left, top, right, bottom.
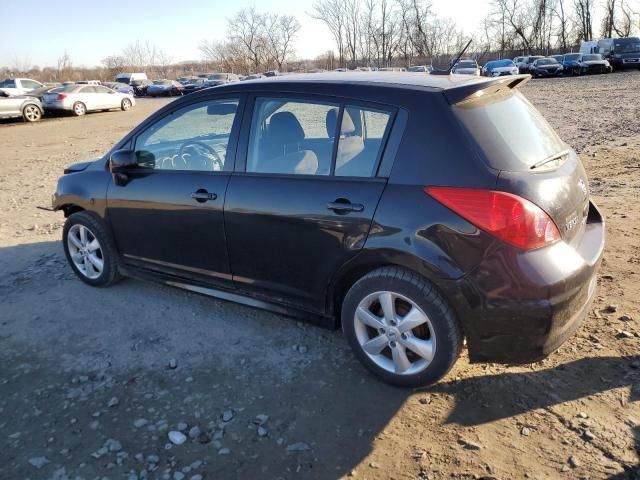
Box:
(56, 93, 67, 100)
(424, 186, 561, 250)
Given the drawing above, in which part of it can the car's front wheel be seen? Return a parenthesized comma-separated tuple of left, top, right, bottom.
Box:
(342, 267, 462, 387)
(121, 98, 132, 111)
(63, 211, 122, 287)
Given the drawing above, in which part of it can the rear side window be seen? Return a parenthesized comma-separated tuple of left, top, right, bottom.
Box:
(453, 90, 565, 171)
(334, 106, 391, 177)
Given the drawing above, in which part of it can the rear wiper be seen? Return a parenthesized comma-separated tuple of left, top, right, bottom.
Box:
(530, 149, 570, 170)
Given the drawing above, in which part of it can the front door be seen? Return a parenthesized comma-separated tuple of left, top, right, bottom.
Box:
(106, 96, 243, 288)
(224, 96, 395, 312)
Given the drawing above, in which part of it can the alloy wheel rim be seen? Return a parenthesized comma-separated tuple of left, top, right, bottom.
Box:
(67, 224, 104, 279)
(25, 105, 40, 121)
(354, 291, 436, 376)
(75, 103, 85, 115)
(123, 99, 131, 110)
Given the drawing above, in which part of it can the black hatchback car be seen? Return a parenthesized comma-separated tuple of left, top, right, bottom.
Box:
(52, 72, 605, 387)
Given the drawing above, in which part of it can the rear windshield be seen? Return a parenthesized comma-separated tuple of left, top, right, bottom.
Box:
(453, 90, 566, 171)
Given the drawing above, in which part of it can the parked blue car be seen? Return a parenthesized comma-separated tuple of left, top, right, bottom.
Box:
(561, 53, 581, 75)
(103, 82, 135, 96)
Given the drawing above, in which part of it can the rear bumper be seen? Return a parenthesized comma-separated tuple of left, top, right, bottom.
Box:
(449, 200, 605, 364)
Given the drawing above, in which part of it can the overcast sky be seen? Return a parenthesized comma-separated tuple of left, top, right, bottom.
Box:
(0, 0, 491, 68)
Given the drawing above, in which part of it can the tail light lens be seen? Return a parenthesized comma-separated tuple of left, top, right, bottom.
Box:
(425, 187, 561, 250)
(56, 93, 67, 100)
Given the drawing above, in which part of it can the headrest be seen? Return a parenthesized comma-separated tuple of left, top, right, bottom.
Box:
(268, 112, 305, 144)
(326, 108, 356, 137)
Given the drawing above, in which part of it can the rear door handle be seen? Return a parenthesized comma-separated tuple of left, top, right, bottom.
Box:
(191, 189, 217, 202)
(327, 200, 364, 213)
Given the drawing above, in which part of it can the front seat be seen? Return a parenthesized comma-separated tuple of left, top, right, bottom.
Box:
(259, 112, 318, 175)
(326, 108, 365, 175)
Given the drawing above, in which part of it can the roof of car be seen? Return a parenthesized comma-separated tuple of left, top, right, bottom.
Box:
(218, 71, 503, 92)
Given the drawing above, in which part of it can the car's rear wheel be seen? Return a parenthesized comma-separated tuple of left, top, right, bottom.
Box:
(121, 98, 132, 111)
(72, 102, 86, 116)
(63, 211, 122, 287)
(22, 104, 42, 122)
(342, 266, 462, 387)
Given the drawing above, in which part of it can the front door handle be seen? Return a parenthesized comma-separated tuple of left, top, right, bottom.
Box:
(327, 199, 365, 214)
(191, 189, 217, 203)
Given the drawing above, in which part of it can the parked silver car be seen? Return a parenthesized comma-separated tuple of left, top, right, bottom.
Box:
(451, 59, 480, 76)
(0, 91, 43, 122)
(41, 84, 135, 116)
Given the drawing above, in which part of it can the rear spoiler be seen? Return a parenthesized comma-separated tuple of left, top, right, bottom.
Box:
(444, 74, 531, 105)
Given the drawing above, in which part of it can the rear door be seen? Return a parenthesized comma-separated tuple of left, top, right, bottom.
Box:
(106, 96, 244, 288)
(224, 95, 395, 312)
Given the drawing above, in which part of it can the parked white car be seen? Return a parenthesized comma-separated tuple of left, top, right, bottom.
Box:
(0, 78, 44, 96)
(41, 84, 135, 116)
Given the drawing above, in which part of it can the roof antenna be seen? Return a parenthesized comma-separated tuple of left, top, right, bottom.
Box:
(431, 39, 473, 75)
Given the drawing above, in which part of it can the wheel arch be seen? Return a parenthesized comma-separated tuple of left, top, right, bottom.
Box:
(327, 249, 466, 329)
(60, 204, 85, 218)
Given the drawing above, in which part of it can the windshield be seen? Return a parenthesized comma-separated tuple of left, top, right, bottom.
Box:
(208, 74, 226, 80)
(564, 53, 580, 61)
(153, 80, 172, 86)
(582, 54, 601, 61)
(188, 79, 203, 84)
(453, 90, 565, 171)
(457, 61, 477, 68)
(537, 59, 557, 65)
(614, 37, 640, 53)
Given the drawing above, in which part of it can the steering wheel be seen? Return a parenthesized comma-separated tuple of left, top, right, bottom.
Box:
(178, 140, 224, 171)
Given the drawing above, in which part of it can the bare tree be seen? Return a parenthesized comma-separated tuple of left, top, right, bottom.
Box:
(553, 0, 572, 50)
(56, 51, 73, 80)
(309, 0, 347, 66)
(574, 0, 593, 40)
(264, 14, 301, 69)
(227, 7, 268, 71)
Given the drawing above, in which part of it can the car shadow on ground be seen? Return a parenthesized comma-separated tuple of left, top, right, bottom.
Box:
(425, 356, 640, 477)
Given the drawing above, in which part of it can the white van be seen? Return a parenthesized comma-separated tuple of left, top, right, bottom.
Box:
(579, 40, 599, 54)
(115, 73, 148, 85)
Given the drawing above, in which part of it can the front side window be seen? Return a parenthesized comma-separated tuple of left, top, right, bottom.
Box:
(134, 98, 239, 172)
(247, 98, 339, 175)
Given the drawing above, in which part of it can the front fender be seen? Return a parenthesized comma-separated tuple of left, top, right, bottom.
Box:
(52, 168, 111, 219)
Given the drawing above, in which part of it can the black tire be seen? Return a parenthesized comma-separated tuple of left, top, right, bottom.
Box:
(72, 102, 86, 116)
(121, 98, 132, 111)
(341, 266, 462, 388)
(62, 211, 122, 287)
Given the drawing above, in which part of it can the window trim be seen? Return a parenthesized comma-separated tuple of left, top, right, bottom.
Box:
(236, 92, 397, 179)
(128, 94, 246, 175)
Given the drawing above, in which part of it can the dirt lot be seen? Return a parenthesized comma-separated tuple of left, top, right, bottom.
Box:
(1, 73, 639, 480)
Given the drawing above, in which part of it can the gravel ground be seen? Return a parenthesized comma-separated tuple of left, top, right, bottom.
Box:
(1, 72, 639, 480)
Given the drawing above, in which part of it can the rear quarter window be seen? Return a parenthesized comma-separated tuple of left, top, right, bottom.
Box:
(452, 90, 566, 171)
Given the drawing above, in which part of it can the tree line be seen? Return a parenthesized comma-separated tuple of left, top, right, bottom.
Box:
(2, 1, 639, 81)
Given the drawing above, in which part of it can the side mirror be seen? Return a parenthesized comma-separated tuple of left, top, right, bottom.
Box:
(109, 149, 138, 186)
(109, 149, 137, 172)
